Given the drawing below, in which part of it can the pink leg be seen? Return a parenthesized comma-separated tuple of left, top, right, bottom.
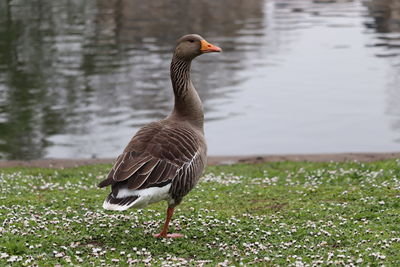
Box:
(153, 207, 184, 238)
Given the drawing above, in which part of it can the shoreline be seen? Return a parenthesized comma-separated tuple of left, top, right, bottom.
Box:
(0, 152, 399, 169)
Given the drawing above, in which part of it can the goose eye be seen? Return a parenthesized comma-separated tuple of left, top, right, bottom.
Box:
(188, 40, 195, 43)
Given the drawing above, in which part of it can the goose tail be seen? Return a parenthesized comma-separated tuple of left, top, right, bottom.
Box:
(102, 193, 139, 211)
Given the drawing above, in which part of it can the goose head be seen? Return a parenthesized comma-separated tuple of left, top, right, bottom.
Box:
(174, 34, 222, 60)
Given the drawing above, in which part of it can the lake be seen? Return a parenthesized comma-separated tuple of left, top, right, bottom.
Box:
(0, 0, 399, 160)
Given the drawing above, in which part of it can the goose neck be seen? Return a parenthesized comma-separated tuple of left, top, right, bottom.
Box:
(170, 56, 204, 130)
(170, 57, 191, 96)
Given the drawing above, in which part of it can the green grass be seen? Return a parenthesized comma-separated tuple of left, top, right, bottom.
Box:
(1, 160, 400, 266)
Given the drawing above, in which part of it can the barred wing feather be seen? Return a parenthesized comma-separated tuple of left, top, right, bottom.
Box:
(98, 121, 206, 199)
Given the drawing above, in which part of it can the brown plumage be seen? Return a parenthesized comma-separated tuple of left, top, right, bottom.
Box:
(98, 34, 221, 238)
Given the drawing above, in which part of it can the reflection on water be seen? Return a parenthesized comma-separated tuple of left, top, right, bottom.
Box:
(364, 0, 400, 33)
(364, 0, 400, 143)
(0, 0, 265, 159)
(0, 0, 399, 159)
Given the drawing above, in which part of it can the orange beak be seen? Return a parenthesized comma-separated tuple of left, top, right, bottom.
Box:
(200, 39, 222, 53)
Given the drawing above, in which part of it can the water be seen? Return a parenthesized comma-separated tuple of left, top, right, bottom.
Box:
(0, 0, 399, 160)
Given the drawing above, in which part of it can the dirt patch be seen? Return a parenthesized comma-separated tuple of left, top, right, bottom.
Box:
(211, 152, 400, 165)
(250, 198, 289, 211)
(267, 203, 288, 211)
(0, 152, 399, 169)
(0, 158, 115, 169)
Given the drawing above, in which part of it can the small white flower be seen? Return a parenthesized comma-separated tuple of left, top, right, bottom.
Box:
(7, 256, 19, 262)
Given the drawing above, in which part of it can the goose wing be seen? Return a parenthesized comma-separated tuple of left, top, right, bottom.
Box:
(98, 121, 206, 194)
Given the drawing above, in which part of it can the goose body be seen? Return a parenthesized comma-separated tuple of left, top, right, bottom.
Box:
(100, 120, 207, 211)
(98, 34, 221, 237)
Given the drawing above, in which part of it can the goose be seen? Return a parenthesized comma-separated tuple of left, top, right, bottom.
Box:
(98, 34, 221, 238)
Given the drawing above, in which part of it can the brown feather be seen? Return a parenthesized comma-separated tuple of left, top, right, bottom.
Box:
(139, 158, 159, 175)
(138, 160, 167, 189)
(113, 154, 152, 182)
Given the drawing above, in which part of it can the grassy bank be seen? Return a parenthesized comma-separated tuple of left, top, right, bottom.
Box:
(1, 160, 400, 266)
